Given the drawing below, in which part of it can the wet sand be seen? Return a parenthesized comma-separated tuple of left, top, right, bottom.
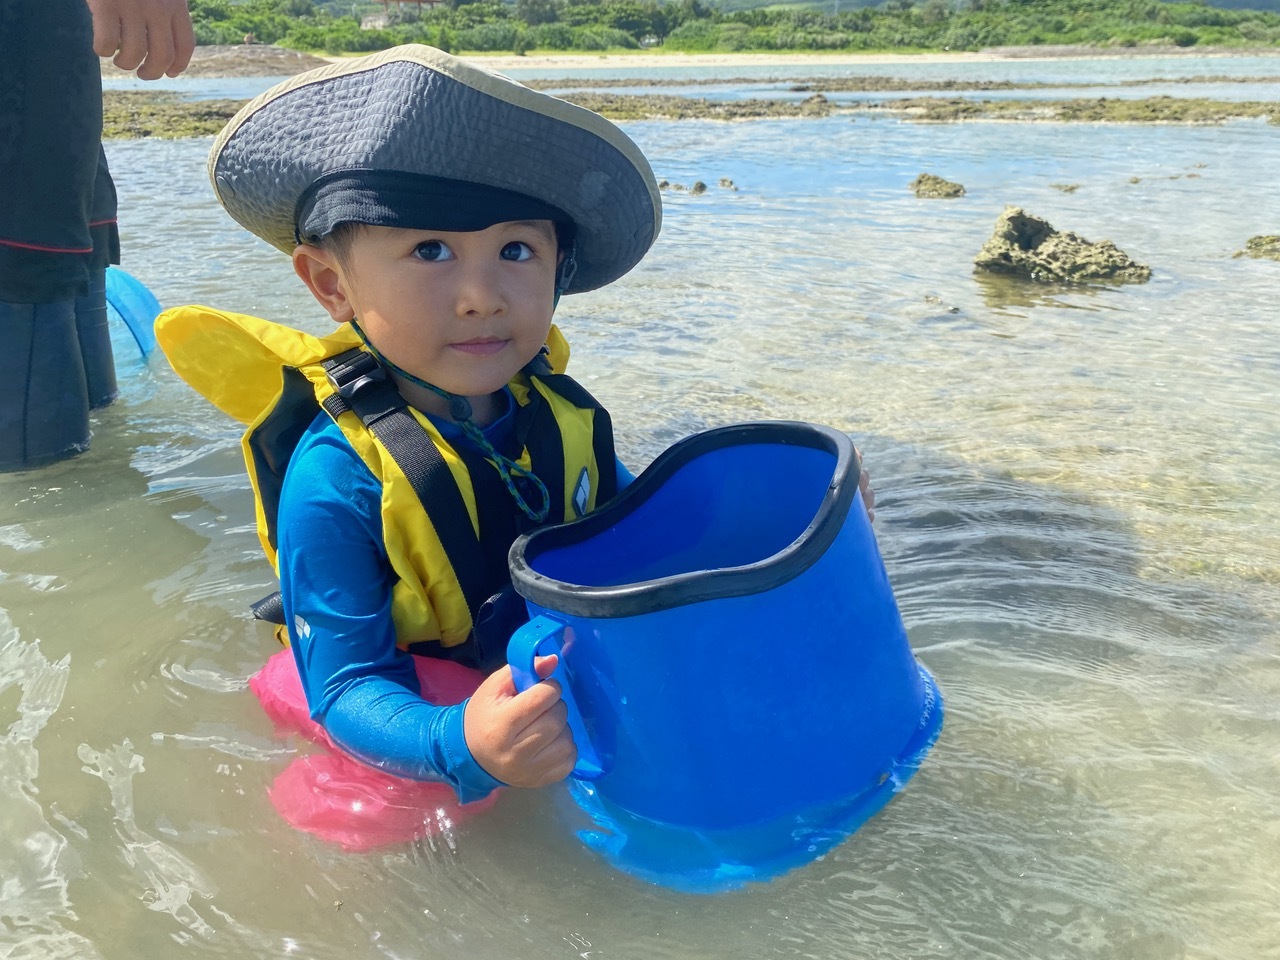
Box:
(103, 43, 1280, 80)
(103, 44, 1008, 79)
(102, 44, 329, 77)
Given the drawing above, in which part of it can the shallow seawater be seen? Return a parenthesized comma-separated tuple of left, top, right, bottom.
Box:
(5, 56, 1279, 960)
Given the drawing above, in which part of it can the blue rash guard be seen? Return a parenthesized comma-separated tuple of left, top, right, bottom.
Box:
(277, 387, 633, 803)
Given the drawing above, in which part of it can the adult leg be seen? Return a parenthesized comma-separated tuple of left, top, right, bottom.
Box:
(0, 0, 106, 469)
(0, 301, 91, 471)
(76, 145, 122, 409)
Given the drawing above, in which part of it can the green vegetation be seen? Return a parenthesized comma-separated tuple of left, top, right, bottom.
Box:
(190, 0, 1280, 54)
(663, 0, 1280, 52)
(190, 0, 701, 52)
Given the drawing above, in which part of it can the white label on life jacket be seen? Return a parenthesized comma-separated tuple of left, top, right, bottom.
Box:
(572, 467, 591, 518)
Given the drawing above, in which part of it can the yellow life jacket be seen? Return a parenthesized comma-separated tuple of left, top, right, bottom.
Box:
(155, 306, 616, 661)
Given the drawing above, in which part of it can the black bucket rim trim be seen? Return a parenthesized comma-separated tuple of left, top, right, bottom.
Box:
(508, 421, 859, 619)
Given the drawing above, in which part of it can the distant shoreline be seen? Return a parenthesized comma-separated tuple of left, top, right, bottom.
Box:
(99, 42, 1280, 138)
(460, 44, 1280, 73)
(453, 50, 1010, 71)
(103, 43, 1280, 80)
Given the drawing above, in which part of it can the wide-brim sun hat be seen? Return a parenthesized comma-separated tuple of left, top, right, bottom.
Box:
(208, 44, 661, 294)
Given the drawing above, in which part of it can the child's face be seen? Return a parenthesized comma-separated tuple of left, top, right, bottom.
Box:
(297, 219, 561, 403)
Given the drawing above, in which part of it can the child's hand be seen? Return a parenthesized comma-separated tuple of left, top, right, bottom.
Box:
(463, 655, 577, 788)
(856, 447, 876, 524)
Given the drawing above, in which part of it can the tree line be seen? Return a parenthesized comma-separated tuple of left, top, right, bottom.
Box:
(189, 0, 1280, 55)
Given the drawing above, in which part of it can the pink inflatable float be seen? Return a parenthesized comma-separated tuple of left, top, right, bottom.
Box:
(250, 649, 499, 851)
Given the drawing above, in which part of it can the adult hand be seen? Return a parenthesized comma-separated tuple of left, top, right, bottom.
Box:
(87, 0, 195, 80)
(463, 655, 577, 788)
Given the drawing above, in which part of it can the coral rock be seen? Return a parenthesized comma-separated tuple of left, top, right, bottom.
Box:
(974, 207, 1151, 283)
(909, 173, 965, 199)
(1234, 235, 1280, 261)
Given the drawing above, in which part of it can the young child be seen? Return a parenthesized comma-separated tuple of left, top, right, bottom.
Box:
(157, 45, 662, 805)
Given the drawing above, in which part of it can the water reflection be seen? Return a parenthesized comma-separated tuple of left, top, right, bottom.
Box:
(971, 270, 1112, 313)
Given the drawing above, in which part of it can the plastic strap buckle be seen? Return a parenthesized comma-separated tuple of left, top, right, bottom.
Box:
(324, 349, 387, 401)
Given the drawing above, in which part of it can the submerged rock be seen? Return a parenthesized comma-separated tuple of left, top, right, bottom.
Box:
(910, 173, 965, 198)
(1234, 235, 1280, 261)
(564, 92, 832, 121)
(800, 93, 830, 117)
(974, 207, 1152, 283)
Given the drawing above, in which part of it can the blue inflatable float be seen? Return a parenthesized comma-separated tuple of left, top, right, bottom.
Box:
(508, 421, 943, 892)
(105, 265, 160, 357)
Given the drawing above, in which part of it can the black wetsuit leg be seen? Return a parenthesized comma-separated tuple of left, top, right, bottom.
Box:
(0, 0, 120, 469)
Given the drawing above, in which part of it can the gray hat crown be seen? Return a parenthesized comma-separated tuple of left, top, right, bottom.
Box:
(210, 45, 661, 293)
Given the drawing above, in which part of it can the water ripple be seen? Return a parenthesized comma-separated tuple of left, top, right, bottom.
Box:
(0, 68, 1272, 958)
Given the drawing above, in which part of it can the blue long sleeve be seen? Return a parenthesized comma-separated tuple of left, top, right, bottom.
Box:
(277, 416, 503, 802)
(615, 456, 635, 488)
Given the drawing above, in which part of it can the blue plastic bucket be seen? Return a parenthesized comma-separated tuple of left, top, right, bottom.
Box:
(507, 422, 942, 890)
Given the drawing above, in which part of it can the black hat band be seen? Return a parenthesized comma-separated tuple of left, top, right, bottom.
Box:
(296, 170, 571, 244)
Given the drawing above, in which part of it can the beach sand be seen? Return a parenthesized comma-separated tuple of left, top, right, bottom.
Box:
(107, 45, 1008, 79)
(452, 50, 1008, 72)
(105, 43, 1278, 80)
(375, 44, 1280, 73)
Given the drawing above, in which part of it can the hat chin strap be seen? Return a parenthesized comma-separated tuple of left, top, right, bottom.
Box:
(556, 245, 578, 295)
(552, 243, 578, 311)
(346, 316, 551, 523)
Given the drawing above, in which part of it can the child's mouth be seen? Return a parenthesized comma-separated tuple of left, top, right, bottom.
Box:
(451, 338, 508, 356)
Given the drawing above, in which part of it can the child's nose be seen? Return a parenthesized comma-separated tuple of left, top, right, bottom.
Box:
(454, 261, 504, 317)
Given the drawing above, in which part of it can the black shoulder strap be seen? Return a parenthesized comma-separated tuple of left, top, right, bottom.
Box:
(319, 349, 490, 624)
(520, 373, 618, 506)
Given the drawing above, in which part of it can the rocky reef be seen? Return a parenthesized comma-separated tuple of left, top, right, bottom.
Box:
(974, 207, 1152, 283)
(102, 91, 242, 138)
(1234, 235, 1280, 261)
(910, 173, 965, 198)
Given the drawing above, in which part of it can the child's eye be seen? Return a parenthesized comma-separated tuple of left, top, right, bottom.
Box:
(414, 240, 453, 262)
(500, 241, 534, 262)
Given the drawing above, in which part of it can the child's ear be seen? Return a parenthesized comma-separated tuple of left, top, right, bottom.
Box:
(292, 244, 355, 324)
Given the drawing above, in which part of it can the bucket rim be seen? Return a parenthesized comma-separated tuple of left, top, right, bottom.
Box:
(508, 421, 859, 618)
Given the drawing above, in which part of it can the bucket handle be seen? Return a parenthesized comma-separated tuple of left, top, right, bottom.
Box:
(507, 616, 605, 780)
